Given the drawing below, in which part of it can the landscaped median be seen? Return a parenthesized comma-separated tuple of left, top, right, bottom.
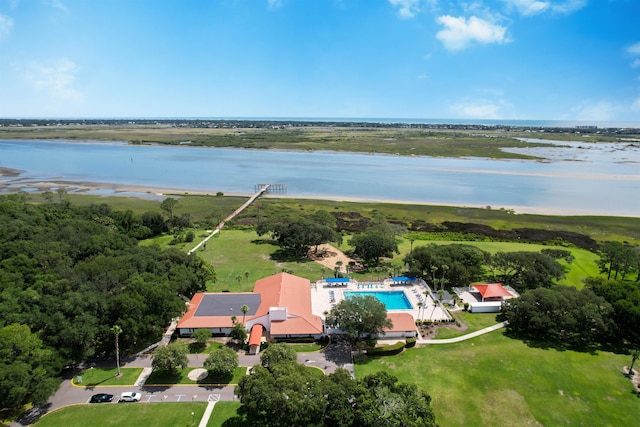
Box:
(72, 366, 247, 387)
(72, 368, 143, 387)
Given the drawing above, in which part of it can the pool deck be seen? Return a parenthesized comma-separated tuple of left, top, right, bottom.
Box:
(311, 279, 451, 322)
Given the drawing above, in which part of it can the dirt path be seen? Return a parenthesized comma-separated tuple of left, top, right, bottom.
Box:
(308, 243, 358, 273)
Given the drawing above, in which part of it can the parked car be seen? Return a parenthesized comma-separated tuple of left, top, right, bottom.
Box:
(89, 393, 114, 403)
(118, 392, 141, 402)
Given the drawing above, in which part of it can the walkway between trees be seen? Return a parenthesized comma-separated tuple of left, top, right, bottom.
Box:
(188, 185, 270, 255)
(416, 321, 508, 345)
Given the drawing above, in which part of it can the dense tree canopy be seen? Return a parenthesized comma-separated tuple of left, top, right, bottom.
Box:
(405, 244, 487, 288)
(235, 362, 437, 427)
(586, 277, 640, 347)
(0, 195, 213, 408)
(498, 285, 613, 348)
(487, 251, 565, 292)
(349, 229, 398, 266)
(257, 217, 340, 258)
(325, 295, 392, 345)
(597, 242, 639, 281)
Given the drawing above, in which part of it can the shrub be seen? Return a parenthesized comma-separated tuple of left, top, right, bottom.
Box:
(367, 341, 405, 356)
(405, 337, 417, 348)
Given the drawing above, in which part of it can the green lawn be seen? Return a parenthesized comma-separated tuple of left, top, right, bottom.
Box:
(144, 367, 246, 386)
(434, 311, 500, 339)
(193, 229, 326, 291)
(34, 402, 208, 427)
(207, 402, 242, 427)
(72, 368, 142, 387)
(404, 240, 600, 288)
(169, 339, 224, 354)
(356, 332, 640, 426)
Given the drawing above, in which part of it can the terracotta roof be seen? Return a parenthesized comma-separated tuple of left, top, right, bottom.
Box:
(253, 272, 323, 336)
(249, 324, 264, 347)
(473, 283, 513, 300)
(384, 312, 417, 333)
(178, 273, 323, 336)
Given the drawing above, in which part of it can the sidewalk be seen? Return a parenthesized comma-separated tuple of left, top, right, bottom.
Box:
(416, 321, 507, 345)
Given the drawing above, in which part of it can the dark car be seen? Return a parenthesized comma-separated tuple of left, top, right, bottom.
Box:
(89, 393, 114, 403)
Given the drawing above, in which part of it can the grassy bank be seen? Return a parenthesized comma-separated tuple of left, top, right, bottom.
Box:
(0, 124, 560, 159)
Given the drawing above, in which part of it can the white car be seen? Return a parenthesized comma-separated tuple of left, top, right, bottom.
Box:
(119, 392, 141, 402)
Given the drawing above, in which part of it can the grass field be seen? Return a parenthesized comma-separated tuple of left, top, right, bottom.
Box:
(434, 312, 500, 339)
(356, 332, 640, 427)
(34, 402, 208, 427)
(72, 368, 142, 387)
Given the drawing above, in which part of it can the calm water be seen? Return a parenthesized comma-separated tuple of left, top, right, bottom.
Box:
(1, 139, 639, 216)
(344, 291, 413, 310)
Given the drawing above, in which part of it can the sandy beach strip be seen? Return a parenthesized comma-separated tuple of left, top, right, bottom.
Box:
(0, 173, 635, 217)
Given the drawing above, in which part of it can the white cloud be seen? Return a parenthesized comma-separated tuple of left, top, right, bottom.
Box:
(502, 0, 586, 16)
(550, 0, 586, 14)
(449, 101, 503, 119)
(0, 14, 14, 42)
(267, 0, 283, 10)
(503, 0, 550, 16)
(389, 0, 420, 19)
(628, 42, 640, 56)
(575, 101, 622, 121)
(436, 15, 509, 51)
(45, 0, 69, 13)
(23, 58, 84, 102)
(632, 59, 640, 69)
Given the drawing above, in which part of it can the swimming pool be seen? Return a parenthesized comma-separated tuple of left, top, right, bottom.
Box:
(344, 291, 413, 310)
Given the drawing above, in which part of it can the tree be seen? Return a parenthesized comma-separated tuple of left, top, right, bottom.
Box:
(110, 325, 123, 377)
(498, 286, 613, 348)
(257, 218, 340, 258)
(152, 343, 188, 375)
(235, 364, 437, 427)
(244, 271, 250, 286)
(628, 350, 640, 377)
(204, 346, 239, 378)
(0, 324, 61, 409)
(587, 278, 640, 346)
(241, 304, 249, 324)
(597, 242, 639, 281)
(191, 329, 211, 349)
(160, 197, 179, 221)
(349, 230, 398, 266)
(325, 295, 392, 347)
(230, 323, 247, 344)
(488, 251, 565, 292)
(260, 343, 297, 368)
(405, 244, 486, 288)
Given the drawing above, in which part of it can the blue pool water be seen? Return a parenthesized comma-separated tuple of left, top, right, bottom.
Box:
(344, 291, 413, 310)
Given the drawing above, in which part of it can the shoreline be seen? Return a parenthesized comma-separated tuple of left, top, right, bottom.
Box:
(0, 173, 636, 218)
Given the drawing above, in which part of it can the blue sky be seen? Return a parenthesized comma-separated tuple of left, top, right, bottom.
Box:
(1, 0, 639, 124)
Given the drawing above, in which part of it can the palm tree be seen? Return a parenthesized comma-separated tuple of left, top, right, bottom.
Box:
(244, 271, 250, 286)
(629, 349, 640, 377)
(241, 304, 249, 325)
(417, 301, 424, 321)
(110, 325, 123, 377)
(440, 264, 449, 292)
(235, 275, 242, 286)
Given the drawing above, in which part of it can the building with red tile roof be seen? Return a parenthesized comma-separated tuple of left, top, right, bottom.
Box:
(472, 283, 514, 301)
(177, 272, 324, 342)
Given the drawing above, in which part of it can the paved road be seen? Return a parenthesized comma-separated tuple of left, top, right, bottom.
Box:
(11, 343, 353, 426)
